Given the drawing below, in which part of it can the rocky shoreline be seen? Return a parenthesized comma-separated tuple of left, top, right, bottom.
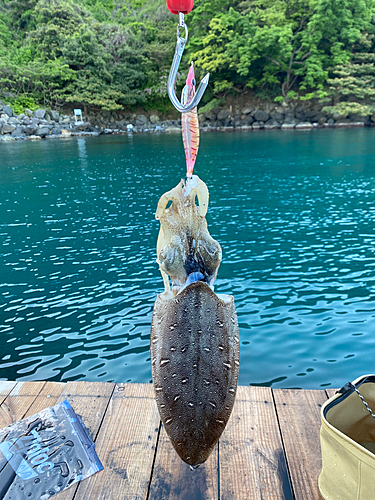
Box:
(1, 101, 374, 142)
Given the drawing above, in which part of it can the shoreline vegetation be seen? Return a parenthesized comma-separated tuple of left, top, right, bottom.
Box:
(1, 99, 374, 143)
(2, 0, 375, 125)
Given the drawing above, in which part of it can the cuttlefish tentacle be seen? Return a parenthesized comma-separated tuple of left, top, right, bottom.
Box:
(151, 175, 239, 467)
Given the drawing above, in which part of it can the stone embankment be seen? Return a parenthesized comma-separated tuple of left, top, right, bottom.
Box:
(0, 104, 101, 142)
(197, 104, 373, 131)
(0, 100, 373, 142)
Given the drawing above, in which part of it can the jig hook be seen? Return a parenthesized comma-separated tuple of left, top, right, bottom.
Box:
(167, 13, 209, 113)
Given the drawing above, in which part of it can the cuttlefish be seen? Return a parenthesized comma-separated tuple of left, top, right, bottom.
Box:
(151, 175, 239, 467)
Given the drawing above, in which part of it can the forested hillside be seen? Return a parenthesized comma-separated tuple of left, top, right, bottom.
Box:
(1, 0, 375, 115)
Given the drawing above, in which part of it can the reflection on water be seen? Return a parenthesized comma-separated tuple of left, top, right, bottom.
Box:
(1, 129, 375, 388)
(77, 138, 88, 169)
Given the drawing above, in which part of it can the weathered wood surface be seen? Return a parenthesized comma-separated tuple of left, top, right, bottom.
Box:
(0, 382, 336, 500)
(220, 386, 293, 500)
(50, 381, 116, 500)
(74, 383, 160, 500)
(149, 426, 218, 500)
(273, 389, 327, 500)
(0, 381, 45, 428)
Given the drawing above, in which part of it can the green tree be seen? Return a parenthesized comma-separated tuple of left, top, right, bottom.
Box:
(61, 23, 149, 109)
(0, 56, 74, 106)
(323, 32, 375, 116)
(1, 0, 375, 112)
(29, 0, 89, 59)
(189, 0, 375, 101)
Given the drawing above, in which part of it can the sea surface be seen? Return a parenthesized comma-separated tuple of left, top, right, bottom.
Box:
(1, 128, 375, 389)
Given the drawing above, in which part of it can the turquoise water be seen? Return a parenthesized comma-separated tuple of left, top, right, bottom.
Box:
(1, 129, 375, 389)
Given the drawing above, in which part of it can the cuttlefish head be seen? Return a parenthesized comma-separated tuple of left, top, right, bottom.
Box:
(155, 175, 222, 295)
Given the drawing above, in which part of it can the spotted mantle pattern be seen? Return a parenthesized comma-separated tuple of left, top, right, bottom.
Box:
(150, 281, 240, 467)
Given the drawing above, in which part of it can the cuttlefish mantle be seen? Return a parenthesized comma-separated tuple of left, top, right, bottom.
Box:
(156, 175, 222, 295)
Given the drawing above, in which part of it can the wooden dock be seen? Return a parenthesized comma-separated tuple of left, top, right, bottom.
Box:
(0, 381, 335, 499)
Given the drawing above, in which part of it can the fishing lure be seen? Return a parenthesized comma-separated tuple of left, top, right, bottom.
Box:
(181, 62, 200, 178)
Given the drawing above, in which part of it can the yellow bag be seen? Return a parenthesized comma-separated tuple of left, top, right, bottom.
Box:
(319, 375, 375, 500)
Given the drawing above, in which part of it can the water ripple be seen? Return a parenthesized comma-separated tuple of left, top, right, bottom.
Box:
(1, 130, 375, 388)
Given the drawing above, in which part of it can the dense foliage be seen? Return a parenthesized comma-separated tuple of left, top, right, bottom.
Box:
(1, 0, 375, 113)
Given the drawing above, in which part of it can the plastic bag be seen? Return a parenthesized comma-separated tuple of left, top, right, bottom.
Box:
(0, 399, 103, 499)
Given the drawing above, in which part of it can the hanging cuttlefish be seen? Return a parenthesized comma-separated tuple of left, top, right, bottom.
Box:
(151, 62, 239, 468)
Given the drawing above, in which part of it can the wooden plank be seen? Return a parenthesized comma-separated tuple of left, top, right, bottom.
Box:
(57, 381, 115, 437)
(0, 381, 45, 428)
(273, 389, 328, 500)
(24, 381, 66, 416)
(148, 426, 218, 500)
(118, 382, 155, 399)
(0, 382, 335, 500)
(0, 381, 17, 405)
(73, 383, 160, 500)
(220, 386, 292, 500)
(48, 381, 116, 500)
